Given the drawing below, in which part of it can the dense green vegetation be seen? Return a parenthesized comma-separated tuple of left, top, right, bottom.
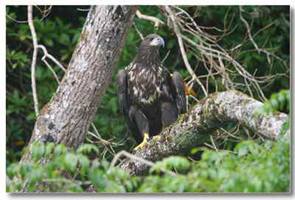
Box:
(6, 6, 290, 192)
(6, 136, 290, 192)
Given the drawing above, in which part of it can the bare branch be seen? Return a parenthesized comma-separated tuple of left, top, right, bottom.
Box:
(111, 150, 154, 168)
(133, 22, 144, 40)
(239, 6, 260, 52)
(77, 8, 90, 12)
(8, 6, 52, 24)
(27, 5, 39, 116)
(239, 6, 288, 68)
(135, 10, 164, 28)
(165, 6, 208, 97)
(38, 45, 66, 72)
(111, 150, 177, 176)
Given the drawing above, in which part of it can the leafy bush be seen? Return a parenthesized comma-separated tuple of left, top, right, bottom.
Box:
(7, 138, 290, 192)
(258, 89, 290, 115)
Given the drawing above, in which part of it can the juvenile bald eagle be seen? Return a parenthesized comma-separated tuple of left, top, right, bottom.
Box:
(117, 34, 186, 150)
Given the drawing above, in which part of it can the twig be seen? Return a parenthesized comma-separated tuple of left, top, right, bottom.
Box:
(239, 6, 287, 68)
(210, 135, 218, 151)
(37, 45, 66, 83)
(77, 8, 90, 12)
(239, 7, 260, 53)
(133, 22, 144, 40)
(182, 34, 267, 101)
(111, 150, 154, 168)
(6, 14, 28, 24)
(28, 6, 66, 116)
(165, 6, 270, 101)
(220, 126, 243, 141)
(165, 6, 208, 97)
(90, 123, 113, 146)
(161, 49, 171, 63)
(7, 6, 52, 24)
(110, 150, 176, 176)
(28, 5, 39, 116)
(42, 59, 60, 84)
(38, 45, 66, 72)
(136, 10, 164, 28)
(35, 6, 52, 19)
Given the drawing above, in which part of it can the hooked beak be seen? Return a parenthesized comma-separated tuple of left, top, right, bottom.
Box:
(150, 36, 165, 47)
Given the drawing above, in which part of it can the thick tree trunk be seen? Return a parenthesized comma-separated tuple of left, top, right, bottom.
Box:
(21, 6, 136, 162)
(120, 90, 289, 175)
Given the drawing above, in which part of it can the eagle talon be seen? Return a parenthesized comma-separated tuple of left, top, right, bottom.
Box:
(134, 133, 149, 150)
(152, 135, 161, 141)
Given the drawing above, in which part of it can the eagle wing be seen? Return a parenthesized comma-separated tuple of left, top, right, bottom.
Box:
(117, 68, 144, 143)
(161, 69, 187, 114)
(171, 71, 187, 114)
(117, 69, 129, 117)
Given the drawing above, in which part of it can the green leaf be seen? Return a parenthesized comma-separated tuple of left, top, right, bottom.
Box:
(150, 156, 190, 174)
(31, 142, 45, 161)
(77, 144, 99, 155)
(63, 153, 78, 172)
(54, 144, 67, 156)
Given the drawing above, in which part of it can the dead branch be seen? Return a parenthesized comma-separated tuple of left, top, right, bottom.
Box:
(135, 10, 164, 28)
(239, 6, 287, 68)
(161, 6, 277, 102)
(165, 6, 208, 97)
(111, 150, 177, 176)
(120, 90, 289, 175)
(38, 44, 66, 72)
(28, 5, 39, 116)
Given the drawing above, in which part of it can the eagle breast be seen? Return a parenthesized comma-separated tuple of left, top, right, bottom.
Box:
(127, 63, 163, 105)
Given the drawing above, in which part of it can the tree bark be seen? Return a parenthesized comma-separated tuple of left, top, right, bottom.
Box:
(21, 6, 136, 162)
(120, 90, 289, 175)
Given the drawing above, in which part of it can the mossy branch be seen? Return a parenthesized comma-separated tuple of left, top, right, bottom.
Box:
(120, 90, 289, 175)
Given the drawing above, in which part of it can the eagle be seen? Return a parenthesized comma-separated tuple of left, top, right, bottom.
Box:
(117, 34, 187, 150)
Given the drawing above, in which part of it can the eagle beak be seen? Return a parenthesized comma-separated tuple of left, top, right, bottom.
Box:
(150, 36, 165, 47)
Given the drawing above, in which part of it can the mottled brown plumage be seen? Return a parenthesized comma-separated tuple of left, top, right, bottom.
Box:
(117, 34, 186, 148)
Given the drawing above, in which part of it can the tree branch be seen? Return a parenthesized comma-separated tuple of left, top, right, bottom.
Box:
(120, 90, 289, 175)
(165, 6, 208, 97)
(135, 10, 164, 28)
(27, 5, 39, 116)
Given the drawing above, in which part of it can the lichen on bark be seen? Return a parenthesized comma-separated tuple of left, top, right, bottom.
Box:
(120, 90, 289, 175)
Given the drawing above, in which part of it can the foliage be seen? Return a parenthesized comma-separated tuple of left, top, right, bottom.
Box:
(255, 89, 290, 136)
(256, 89, 290, 115)
(139, 139, 290, 192)
(7, 138, 290, 192)
(150, 156, 191, 174)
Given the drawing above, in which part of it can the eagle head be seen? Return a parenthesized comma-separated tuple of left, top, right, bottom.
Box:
(140, 34, 165, 49)
(135, 34, 164, 65)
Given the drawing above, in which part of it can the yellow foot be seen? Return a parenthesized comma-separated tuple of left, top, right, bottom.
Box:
(152, 135, 161, 141)
(134, 133, 149, 150)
